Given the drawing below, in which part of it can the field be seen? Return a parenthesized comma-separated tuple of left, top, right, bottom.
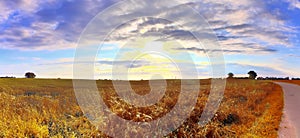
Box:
(0, 78, 283, 137)
(275, 80, 300, 86)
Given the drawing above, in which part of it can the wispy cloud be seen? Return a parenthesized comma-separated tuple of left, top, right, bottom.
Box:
(0, 0, 296, 53)
(225, 63, 288, 77)
(0, 0, 116, 50)
(284, 0, 300, 9)
(82, 0, 295, 55)
(174, 45, 277, 55)
(0, 0, 299, 79)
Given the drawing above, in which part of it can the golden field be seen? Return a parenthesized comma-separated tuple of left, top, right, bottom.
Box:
(0, 78, 283, 137)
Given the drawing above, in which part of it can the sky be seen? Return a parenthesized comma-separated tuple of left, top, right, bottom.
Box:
(0, 0, 299, 80)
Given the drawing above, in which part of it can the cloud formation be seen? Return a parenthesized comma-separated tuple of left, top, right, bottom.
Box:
(0, 0, 297, 54)
(0, 0, 117, 50)
(174, 44, 277, 55)
(285, 0, 300, 9)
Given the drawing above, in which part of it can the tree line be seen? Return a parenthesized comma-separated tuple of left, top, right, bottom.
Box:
(1, 71, 300, 80)
(227, 71, 257, 79)
(227, 71, 300, 80)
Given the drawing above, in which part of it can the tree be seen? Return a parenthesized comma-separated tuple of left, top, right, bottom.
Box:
(248, 71, 257, 79)
(25, 72, 36, 78)
(227, 72, 234, 79)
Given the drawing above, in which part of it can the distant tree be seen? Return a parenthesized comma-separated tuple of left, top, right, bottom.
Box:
(0, 76, 16, 78)
(248, 71, 257, 79)
(257, 77, 264, 80)
(25, 72, 36, 78)
(227, 72, 234, 79)
(285, 77, 290, 80)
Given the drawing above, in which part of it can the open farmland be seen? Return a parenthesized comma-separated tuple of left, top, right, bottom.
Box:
(275, 80, 300, 86)
(0, 78, 283, 137)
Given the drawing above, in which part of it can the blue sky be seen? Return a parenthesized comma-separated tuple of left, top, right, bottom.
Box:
(0, 0, 299, 79)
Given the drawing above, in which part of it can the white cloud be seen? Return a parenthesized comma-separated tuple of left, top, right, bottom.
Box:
(0, 0, 111, 51)
(0, 0, 297, 54)
(83, 0, 294, 54)
(285, 0, 300, 9)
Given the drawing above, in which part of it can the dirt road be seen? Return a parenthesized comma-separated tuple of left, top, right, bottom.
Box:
(275, 82, 300, 138)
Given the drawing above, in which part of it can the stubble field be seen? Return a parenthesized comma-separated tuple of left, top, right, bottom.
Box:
(0, 78, 283, 137)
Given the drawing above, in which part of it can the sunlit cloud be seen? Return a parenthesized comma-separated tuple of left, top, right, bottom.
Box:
(0, 0, 299, 79)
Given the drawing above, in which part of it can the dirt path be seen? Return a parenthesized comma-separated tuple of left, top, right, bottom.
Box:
(275, 82, 300, 138)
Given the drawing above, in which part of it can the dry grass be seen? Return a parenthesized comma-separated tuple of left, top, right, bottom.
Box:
(0, 78, 283, 137)
(275, 80, 300, 86)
